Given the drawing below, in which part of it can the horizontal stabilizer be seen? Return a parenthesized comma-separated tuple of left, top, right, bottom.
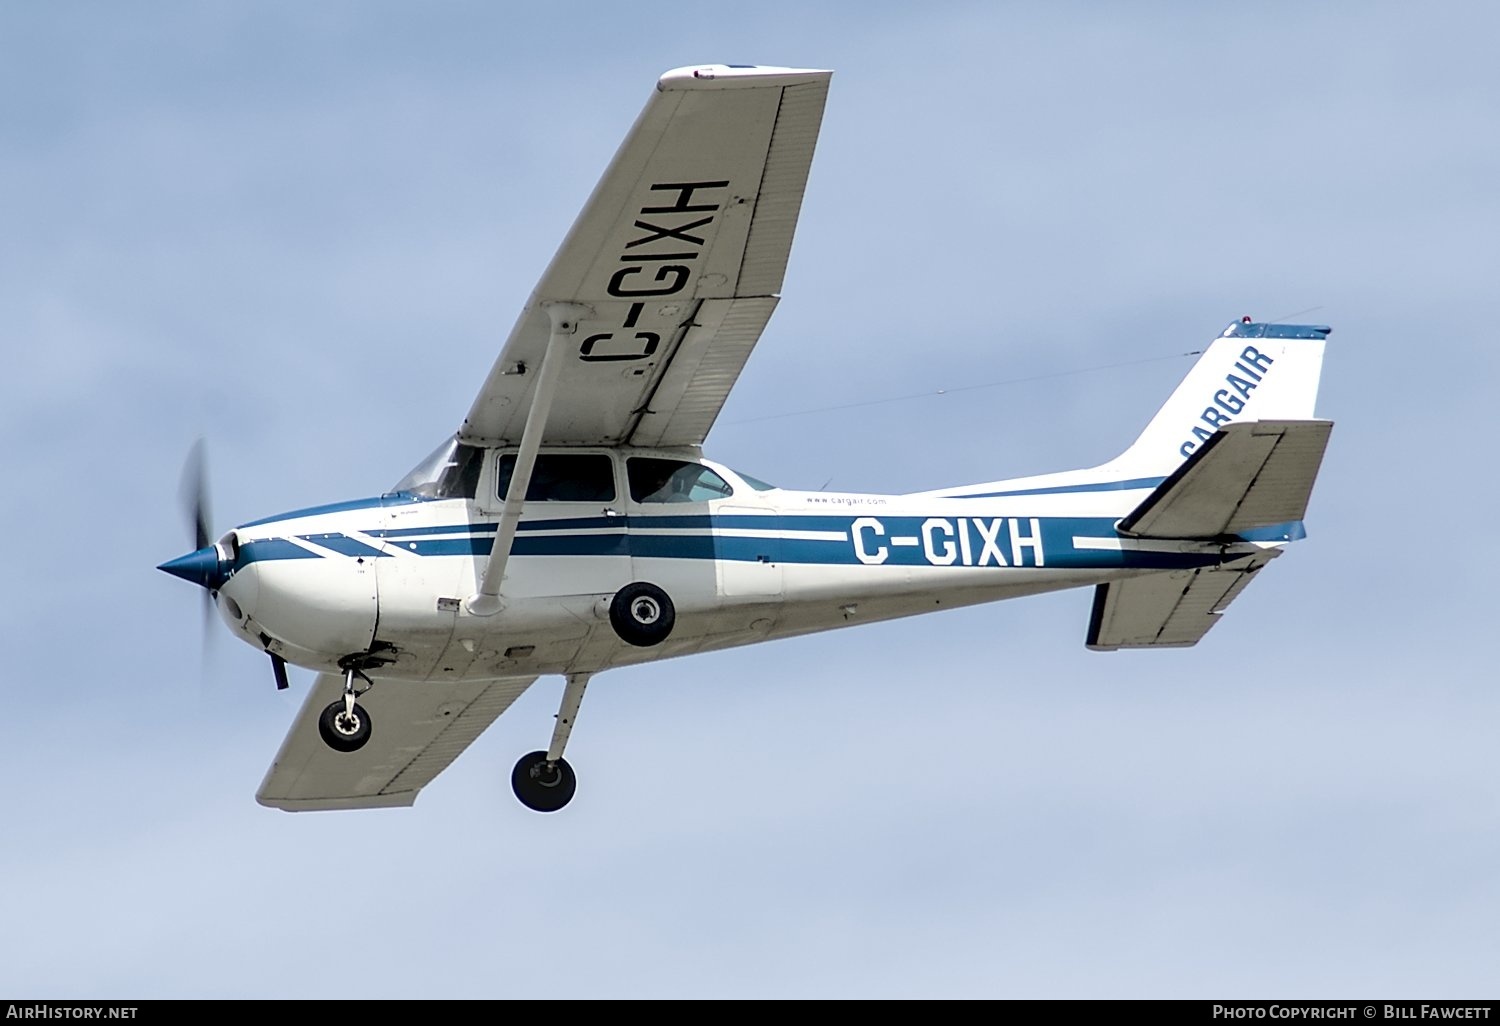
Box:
(1086, 550, 1280, 650)
(1119, 420, 1333, 539)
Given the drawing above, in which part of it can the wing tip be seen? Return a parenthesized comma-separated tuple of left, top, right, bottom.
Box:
(658, 64, 832, 91)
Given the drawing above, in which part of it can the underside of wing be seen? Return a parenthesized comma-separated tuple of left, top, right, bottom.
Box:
(256, 673, 537, 812)
(1085, 550, 1280, 650)
(462, 65, 831, 449)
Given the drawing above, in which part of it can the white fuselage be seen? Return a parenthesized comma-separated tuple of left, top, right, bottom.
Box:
(213, 448, 1279, 682)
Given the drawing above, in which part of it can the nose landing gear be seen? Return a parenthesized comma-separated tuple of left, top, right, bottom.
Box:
(317, 664, 374, 753)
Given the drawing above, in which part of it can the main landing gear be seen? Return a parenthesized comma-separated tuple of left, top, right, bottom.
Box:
(512, 671, 592, 812)
(512, 583, 674, 811)
(318, 665, 373, 753)
(512, 750, 576, 812)
(609, 581, 675, 647)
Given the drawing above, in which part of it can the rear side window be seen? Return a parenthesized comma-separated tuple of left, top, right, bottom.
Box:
(497, 454, 616, 502)
(627, 458, 734, 503)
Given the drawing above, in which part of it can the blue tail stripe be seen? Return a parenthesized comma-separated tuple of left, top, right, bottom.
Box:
(940, 477, 1164, 500)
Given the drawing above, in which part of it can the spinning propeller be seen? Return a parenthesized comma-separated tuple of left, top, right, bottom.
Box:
(160, 439, 289, 690)
(180, 438, 215, 645)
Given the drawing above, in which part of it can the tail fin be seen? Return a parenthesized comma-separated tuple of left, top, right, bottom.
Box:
(1099, 320, 1330, 479)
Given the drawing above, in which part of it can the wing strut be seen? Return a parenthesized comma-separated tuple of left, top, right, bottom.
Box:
(466, 302, 590, 617)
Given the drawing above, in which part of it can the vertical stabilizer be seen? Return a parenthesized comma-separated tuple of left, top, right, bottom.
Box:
(1098, 320, 1330, 479)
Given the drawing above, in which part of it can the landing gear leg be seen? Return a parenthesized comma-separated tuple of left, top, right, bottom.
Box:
(512, 672, 591, 813)
(318, 666, 373, 753)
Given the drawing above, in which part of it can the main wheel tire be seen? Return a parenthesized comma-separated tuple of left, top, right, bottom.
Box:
(318, 700, 372, 753)
(609, 581, 675, 647)
(511, 750, 577, 813)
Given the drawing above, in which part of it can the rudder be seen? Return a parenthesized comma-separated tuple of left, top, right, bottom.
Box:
(1099, 320, 1330, 479)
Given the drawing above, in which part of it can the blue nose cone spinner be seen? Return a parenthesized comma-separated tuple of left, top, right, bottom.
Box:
(157, 546, 229, 591)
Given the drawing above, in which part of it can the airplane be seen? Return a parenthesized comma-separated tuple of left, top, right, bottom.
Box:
(158, 64, 1333, 813)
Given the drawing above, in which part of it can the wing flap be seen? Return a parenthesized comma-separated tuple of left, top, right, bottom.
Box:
(256, 673, 537, 812)
(1086, 550, 1280, 650)
(461, 66, 830, 448)
(1120, 420, 1333, 539)
(628, 296, 777, 447)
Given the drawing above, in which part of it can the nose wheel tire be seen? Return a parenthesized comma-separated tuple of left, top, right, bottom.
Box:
(512, 750, 577, 812)
(318, 700, 372, 752)
(609, 581, 675, 647)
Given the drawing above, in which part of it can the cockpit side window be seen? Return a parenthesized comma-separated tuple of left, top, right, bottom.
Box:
(496, 453, 616, 502)
(627, 458, 734, 503)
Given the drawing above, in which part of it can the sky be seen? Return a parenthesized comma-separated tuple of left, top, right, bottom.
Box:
(3, 0, 1499, 1000)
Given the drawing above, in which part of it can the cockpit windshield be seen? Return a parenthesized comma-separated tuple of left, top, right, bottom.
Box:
(391, 437, 484, 499)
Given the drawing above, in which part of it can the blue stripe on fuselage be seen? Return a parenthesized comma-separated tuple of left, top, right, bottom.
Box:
(938, 477, 1165, 500)
(233, 537, 321, 571)
(233, 512, 1273, 572)
(297, 532, 390, 558)
(238, 492, 429, 530)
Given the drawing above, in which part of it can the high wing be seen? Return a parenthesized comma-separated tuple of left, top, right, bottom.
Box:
(257, 673, 537, 811)
(460, 64, 831, 449)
